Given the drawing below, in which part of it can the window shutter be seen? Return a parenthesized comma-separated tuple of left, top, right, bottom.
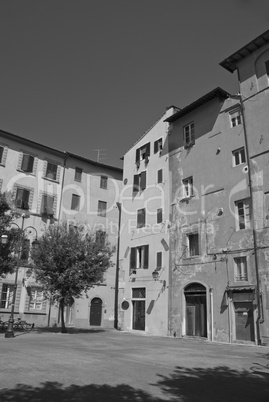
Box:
(21, 154, 29, 171)
(157, 169, 163, 183)
(154, 140, 158, 154)
(22, 190, 30, 209)
(0, 147, 3, 163)
(140, 171, 146, 190)
(17, 152, 23, 170)
(28, 188, 34, 210)
(2, 146, 8, 166)
(146, 142, 150, 157)
(135, 149, 140, 164)
(137, 208, 145, 228)
(43, 161, 48, 177)
(133, 175, 139, 193)
(130, 247, 136, 271)
(33, 157, 38, 176)
(157, 208, 162, 224)
(191, 125, 195, 144)
(156, 252, 162, 269)
(144, 245, 149, 269)
(56, 165, 61, 182)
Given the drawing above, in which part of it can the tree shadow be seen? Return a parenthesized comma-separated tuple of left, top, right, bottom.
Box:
(0, 382, 166, 402)
(155, 365, 269, 402)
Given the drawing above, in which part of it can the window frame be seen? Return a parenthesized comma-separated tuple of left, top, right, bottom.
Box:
(182, 176, 194, 198)
(233, 147, 246, 166)
(44, 160, 60, 182)
(100, 176, 108, 189)
(133, 171, 146, 194)
(157, 169, 163, 184)
(40, 194, 55, 217)
(29, 287, 45, 311)
(187, 232, 200, 257)
(130, 245, 149, 271)
(156, 251, 162, 269)
(234, 256, 248, 281)
(135, 142, 150, 165)
(71, 194, 81, 211)
(0, 284, 14, 309)
(98, 200, 107, 217)
(157, 208, 163, 224)
(183, 122, 195, 147)
(20, 153, 35, 173)
(74, 167, 82, 182)
(15, 187, 30, 210)
(230, 108, 242, 128)
(235, 199, 251, 230)
(137, 208, 146, 228)
(154, 138, 163, 154)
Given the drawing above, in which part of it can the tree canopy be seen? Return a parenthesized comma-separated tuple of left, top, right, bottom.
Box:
(0, 192, 20, 277)
(31, 222, 115, 332)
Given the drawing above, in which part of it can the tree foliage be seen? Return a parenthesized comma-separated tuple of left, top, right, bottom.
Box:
(31, 222, 115, 332)
(0, 192, 20, 276)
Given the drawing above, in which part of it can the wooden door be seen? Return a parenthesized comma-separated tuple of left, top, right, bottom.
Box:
(90, 298, 102, 326)
(235, 302, 254, 341)
(132, 300, 145, 330)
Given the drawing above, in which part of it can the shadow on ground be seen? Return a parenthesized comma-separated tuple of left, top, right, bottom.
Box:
(34, 327, 107, 334)
(1, 366, 269, 402)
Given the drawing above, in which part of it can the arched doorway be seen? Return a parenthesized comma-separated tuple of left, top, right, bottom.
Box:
(185, 283, 207, 337)
(90, 297, 102, 326)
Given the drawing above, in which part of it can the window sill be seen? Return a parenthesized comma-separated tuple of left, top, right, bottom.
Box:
(42, 176, 59, 183)
(180, 195, 194, 202)
(17, 169, 35, 175)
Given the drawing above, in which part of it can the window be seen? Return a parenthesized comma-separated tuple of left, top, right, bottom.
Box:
(266, 60, 269, 77)
(234, 257, 248, 281)
(187, 233, 199, 257)
(235, 199, 251, 230)
(135, 142, 150, 165)
(133, 171, 146, 194)
(154, 138, 163, 154)
(0, 145, 8, 166)
(130, 245, 149, 271)
(156, 252, 162, 269)
(0, 284, 14, 309)
(41, 194, 54, 217)
(157, 169, 163, 184)
(0, 146, 4, 164)
(132, 287, 146, 298)
(182, 176, 193, 198)
(20, 153, 34, 173)
(230, 109, 242, 127)
(233, 147, 246, 166)
(15, 188, 30, 210)
(71, 194, 80, 211)
(96, 230, 106, 247)
(183, 122, 195, 147)
(137, 208, 146, 228)
(21, 239, 30, 261)
(157, 208, 163, 224)
(29, 288, 44, 310)
(45, 161, 58, 181)
(100, 176, 108, 189)
(98, 201, 107, 217)
(74, 167, 82, 182)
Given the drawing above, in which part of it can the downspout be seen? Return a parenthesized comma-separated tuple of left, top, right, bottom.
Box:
(236, 93, 262, 345)
(114, 202, 122, 330)
(209, 287, 214, 341)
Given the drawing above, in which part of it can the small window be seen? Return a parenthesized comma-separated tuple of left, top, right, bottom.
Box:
(135, 142, 150, 164)
(156, 252, 162, 269)
(29, 288, 44, 311)
(230, 109, 242, 127)
(183, 122, 195, 147)
(74, 167, 82, 182)
(157, 208, 163, 224)
(182, 176, 193, 198)
(154, 138, 163, 154)
(15, 188, 30, 210)
(98, 200, 107, 217)
(137, 208, 146, 228)
(100, 176, 108, 189)
(41, 194, 54, 217)
(130, 246, 149, 271)
(132, 287, 146, 298)
(234, 257, 248, 281)
(71, 194, 80, 211)
(235, 199, 251, 230)
(157, 169, 163, 184)
(133, 171, 146, 194)
(233, 147, 246, 166)
(0, 284, 14, 309)
(187, 233, 199, 257)
(45, 162, 58, 181)
(21, 153, 34, 173)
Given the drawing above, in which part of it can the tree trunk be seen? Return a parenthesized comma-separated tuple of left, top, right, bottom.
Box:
(60, 299, 67, 333)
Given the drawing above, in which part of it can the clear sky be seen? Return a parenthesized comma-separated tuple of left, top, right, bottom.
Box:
(0, 0, 269, 168)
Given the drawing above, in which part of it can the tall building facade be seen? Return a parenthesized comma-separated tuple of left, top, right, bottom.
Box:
(0, 130, 122, 329)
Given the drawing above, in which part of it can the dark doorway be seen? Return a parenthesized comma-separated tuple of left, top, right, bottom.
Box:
(132, 300, 145, 330)
(234, 302, 255, 341)
(185, 283, 207, 337)
(90, 297, 102, 326)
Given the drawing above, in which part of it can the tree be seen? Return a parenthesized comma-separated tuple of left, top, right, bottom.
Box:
(31, 222, 115, 333)
(0, 192, 20, 277)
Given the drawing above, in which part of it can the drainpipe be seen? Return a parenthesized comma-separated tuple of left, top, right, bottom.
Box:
(209, 287, 214, 341)
(114, 202, 122, 330)
(231, 93, 262, 345)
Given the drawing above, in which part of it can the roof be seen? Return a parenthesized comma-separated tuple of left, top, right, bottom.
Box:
(66, 152, 123, 172)
(0, 128, 123, 172)
(220, 29, 269, 73)
(165, 87, 230, 123)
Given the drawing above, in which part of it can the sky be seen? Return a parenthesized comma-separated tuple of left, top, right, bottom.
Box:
(0, 0, 269, 169)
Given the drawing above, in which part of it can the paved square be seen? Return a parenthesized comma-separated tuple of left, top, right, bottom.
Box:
(0, 329, 269, 401)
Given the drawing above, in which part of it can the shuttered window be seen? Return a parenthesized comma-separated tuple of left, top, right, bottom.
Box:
(137, 208, 146, 228)
(41, 194, 54, 216)
(157, 169, 163, 184)
(130, 245, 149, 272)
(156, 252, 162, 269)
(100, 176, 108, 189)
(98, 201, 107, 217)
(154, 138, 163, 153)
(71, 194, 80, 211)
(15, 188, 30, 210)
(75, 167, 82, 182)
(157, 208, 163, 224)
(0, 284, 14, 309)
(133, 171, 146, 194)
(21, 154, 34, 173)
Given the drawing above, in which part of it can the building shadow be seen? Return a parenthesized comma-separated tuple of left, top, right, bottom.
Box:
(35, 327, 108, 335)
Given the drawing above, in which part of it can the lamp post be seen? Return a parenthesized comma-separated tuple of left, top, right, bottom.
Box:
(0, 214, 39, 338)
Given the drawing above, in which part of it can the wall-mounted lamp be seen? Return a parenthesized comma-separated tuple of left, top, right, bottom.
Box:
(1, 234, 8, 245)
(152, 270, 166, 289)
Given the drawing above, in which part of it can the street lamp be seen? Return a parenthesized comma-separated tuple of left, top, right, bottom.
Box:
(0, 214, 39, 338)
